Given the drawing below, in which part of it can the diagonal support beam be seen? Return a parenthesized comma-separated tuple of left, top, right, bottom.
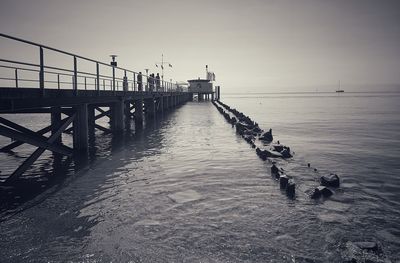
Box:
(0, 117, 49, 141)
(6, 114, 76, 183)
(95, 111, 110, 121)
(95, 107, 111, 119)
(1, 124, 52, 152)
(64, 126, 73, 134)
(95, 124, 112, 133)
(0, 124, 73, 156)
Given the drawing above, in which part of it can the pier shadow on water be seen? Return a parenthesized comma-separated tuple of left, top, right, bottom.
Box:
(0, 111, 174, 221)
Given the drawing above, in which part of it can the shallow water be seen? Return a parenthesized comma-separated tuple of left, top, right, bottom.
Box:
(0, 92, 400, 262)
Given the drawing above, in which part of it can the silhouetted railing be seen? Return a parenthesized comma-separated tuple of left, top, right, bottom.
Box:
(0, 33, 182, 93)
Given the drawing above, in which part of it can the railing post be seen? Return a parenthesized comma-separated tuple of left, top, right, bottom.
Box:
(96, 62, 100, 95)
(103, 79, 105, 90)
(73, 56, 78, 95)
(39, 47, 44, 96)
(84, 77, 87, 90)
(112, 66, 115, 92)
(15, 69, 18, 88)
(133, 72, 136, 91)
(123, 70, 127, 93)
(57, 74, 60, 89)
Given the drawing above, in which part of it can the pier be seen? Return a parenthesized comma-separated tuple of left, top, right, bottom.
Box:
(0, 34, 193, 182)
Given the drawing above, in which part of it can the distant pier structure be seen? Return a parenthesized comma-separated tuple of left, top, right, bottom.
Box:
(0, 33, 191, 182)
(188, 65, 220, 101)
(188, 78, 214, 101)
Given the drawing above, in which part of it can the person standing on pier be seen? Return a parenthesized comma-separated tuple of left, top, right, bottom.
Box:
(137, 72, 143, 91)
(156, 73, 161, 91)
(149, 73, 155, 92)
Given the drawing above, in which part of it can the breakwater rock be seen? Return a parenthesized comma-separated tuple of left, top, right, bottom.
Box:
(213, 100, 341, 200)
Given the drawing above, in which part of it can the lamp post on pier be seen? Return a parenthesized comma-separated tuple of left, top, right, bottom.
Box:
(110, 55, 117, 91)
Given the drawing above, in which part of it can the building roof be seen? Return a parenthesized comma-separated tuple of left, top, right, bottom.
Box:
(187, 78, 210, 83)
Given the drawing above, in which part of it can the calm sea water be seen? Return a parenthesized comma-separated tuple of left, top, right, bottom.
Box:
(0, 92, 399, 262)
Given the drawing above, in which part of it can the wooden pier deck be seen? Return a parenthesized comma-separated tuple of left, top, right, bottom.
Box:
(0, 33, 194, 182)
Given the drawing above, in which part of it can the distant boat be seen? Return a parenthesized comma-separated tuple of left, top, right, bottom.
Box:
(336, 80, 344, 93)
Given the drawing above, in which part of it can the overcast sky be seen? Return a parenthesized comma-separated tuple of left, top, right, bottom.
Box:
(1, 0, 399, 92)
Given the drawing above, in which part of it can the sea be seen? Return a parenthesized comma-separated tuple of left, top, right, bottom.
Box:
(0, 91, 399, 262)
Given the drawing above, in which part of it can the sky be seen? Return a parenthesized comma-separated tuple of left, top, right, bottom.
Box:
(1, 0, 400, 93)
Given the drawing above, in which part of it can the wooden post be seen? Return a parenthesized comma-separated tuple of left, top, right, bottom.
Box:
(51, 107, 62, 144)
(112, 66, 115, 92)
(160, 95, 164, 114)
(73, 104, 88, 151)
(134, 99, 143, 126)
(110, 100, 125, 131)
(88, 105, 96, 136)
(124, 101, 131, 129)
(15, 69, 18, 88)
(96, 62, 100, 95)
(73, 56, 78, 95)
(39, 47, 44, 96)
(144, 97, 156, 118)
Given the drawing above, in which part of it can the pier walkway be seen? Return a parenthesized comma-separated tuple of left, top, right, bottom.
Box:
(0, 33, 192, 182)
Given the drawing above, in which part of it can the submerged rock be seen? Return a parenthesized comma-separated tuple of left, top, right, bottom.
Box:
(286, 180, 296, 197)
(272, 144, 284, 152)
(353, 242, 380, 252)
(252, 126, 262, 134)
(236, 122, 251, 135)
(266, 149, 283, 158)
(243, 134, 255, 144)
(271, 164, 281, 179)
(343, 241, 389, 263)
(260, 129, 273, 142)
(279, 175, 289, 189)
(280, 147, 292, 158)
(256, 148, 268, 161)
(271, 164, 279, 175)
(321, 173, 340, 187)
(310, 186, 333, 199)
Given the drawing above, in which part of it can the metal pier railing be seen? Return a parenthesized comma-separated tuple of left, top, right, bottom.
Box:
(0, 33, 180, 94)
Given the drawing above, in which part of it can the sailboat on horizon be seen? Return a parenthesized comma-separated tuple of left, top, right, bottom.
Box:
(336, 80, 344, 93)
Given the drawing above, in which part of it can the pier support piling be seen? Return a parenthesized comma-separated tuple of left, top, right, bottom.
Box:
(73, 104, 88, 151)
(124, 101, 131, 129)
(87, 105, 95, 135)
(134, 99, 144, 125)
(144, 97, 156, 118)
(159, 96, 164, 114)
(51, 107, 62, 144)
(110, 100, 125, 132)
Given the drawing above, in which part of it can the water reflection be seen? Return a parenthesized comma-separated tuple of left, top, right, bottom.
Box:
(0, 98, 399, 262)
(0, 109, 174, 220)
